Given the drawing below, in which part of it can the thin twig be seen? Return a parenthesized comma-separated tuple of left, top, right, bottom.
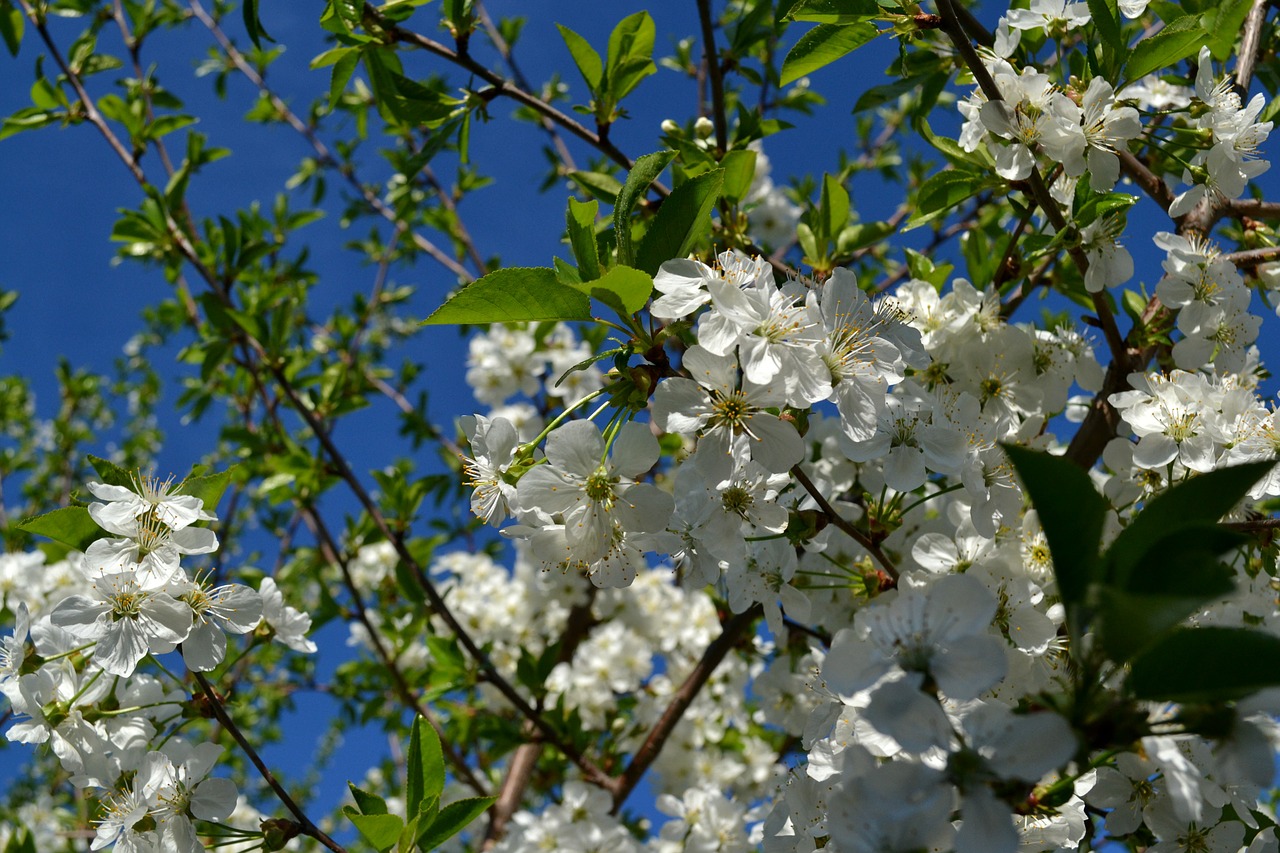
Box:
(187, 0, 474, 282)
(696, 0, 729, 155)
(192, 672, 346, 853)
(792, 465, 898, 581)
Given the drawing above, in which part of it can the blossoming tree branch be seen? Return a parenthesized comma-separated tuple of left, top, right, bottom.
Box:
(2, 0, 1280, 851)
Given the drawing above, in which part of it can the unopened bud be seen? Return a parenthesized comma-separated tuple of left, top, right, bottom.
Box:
(660, 119, 680, 135)
(693, 116, 715, 139)
(262, 819, 302, 851)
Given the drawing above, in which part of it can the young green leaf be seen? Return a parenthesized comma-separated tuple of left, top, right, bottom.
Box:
(614, 151, 675, 267)
(1086, 0, 1123, 52)
(904, 169, 990, 231)
(88, 455, 135, 488)
(556, 24, 603, 91)
(421, 268, 593, 325)
(719, 149, 758, 203)
(635, 169, 724, 275)
(242, 0, 275, 49)
(344, 808, 404, 852)
(566, 197, 601, 282)
(786, 0, 882, 22)
(417, 796, 499, 850)
(604, 11, 657, 101)
(570, 265, 653, 315)
(0, 0, 24, 57)
(176, 466, 235, 512)
(349, 782, 390, 815)
(780, 22, 879, 86)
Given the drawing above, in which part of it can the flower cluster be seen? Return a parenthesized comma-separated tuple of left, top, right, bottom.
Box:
(0, 474, 318, 851)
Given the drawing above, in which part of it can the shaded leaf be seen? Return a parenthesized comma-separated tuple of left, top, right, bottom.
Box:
(1129, 628, 1280, 702)
(417, 797, 498, 851)
(1003, 446, 1108, 639)
(345, 808, 403, 852)
(1103, 461, 1273, 586)
(566, 197, 600, 281)
(635, 169, 723, 275)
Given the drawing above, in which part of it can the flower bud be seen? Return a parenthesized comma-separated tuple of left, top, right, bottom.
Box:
(694, 116, 715, 139)
(660, 119, 680, 135)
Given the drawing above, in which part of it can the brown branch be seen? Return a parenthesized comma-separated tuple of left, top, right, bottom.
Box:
(1235, 0, 1271, 92)
(1225, 245, 1280, 267)
(472, 0, 578, 173)
(696, 0, 729, 155)
(374, 10, 660, 191)
(192, 672, 345, 853)
(301, 507, 490, 797)
(482, 595, 598, 848)
(607, 605, 762, 812)
(1228, 199, 1280, 220)
(792, 465, 898, 581)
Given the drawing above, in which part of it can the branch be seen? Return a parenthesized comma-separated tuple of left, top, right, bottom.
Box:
(192, 672, 346, 853)
(187, 0, 475, 283)
(696, 0, 729, 155)
(792, 464, 899, 582)
(301, 507, 490, 798)
(375, 10, 659, 190)
(607, 605, 762, 812)
(473, 0, 578, 173)
(1234, 0, 1271, 92)
(482, 595, 598, 848)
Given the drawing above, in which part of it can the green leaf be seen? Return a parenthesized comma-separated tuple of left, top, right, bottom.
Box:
(635, 169, 724, 275)
(89, 454, 135, 488)
(406, 716, 427, 818)
(1203, 0, 1253, 61)
(0, 0, 24, 57)
(1103, 461, 1274, 586)
(556, 24, 603, 91)
(780, 22, 879, 86)
(1129, 627, 1280, 702)
(417, 796, 498, 851)
(3, 829, 35, 853)
(570, 170, 623, 204)
(566, 197, 601, 281)
(1097, 526, 1241, 662)
(571, 264, 652, 315)
(345, 808, 404, 852)
(15, 506, 102, 551)
(1003, 446, 1108, 638)
(242, 0, 274, 49)
(414, 716, 445, 812)
(1123, 14, 1208, 83)
(421, 268, 592, 325)
(1086, 0, 1123, 51)
(613, 151, 675, 267)
(329, 49, 360, 110)
(349, 783, 390, 815)
(903, 169, 989, 231)
(836, 220, 895, 255)
(786, 0, 882, 22)
(817, 173, 850, 244)
(604, 11, 657, 101)
(176, 466, 234, 513)
(720, 149, 758, 203)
